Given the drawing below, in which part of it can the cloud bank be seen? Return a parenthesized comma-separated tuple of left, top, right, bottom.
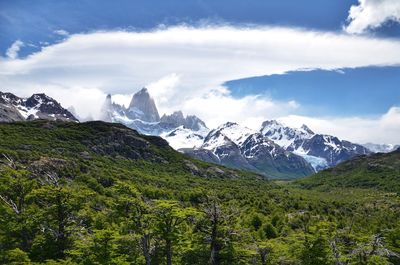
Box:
(345, 0, 400, 34)
(1, 26, 400, 143)
(280, 107, 400, 145)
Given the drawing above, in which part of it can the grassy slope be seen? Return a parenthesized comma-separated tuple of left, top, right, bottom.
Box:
(0, 120, 269, 197)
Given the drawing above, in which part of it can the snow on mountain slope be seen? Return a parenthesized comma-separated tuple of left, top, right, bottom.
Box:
(260, 120, 314, 148)
(212, 122, 256, 146)
(182, 122, 315, 179)
(240, 133, 281, 159)
(292, 149, 328, 171)
(101, 90, 208, 138)
(0, 92, 78, 122)
(161, 126, 208, 149)
(100, 89, 379, 175)
(202, 130, 233, 151)
(260, 120, 371, 170)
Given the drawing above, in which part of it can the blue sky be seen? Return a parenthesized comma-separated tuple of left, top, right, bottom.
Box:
(1, 0, 400, 143)
(226, 67, 400, 117)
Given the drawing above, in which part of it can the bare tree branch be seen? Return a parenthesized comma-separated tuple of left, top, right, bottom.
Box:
(0, 194, 20, 214)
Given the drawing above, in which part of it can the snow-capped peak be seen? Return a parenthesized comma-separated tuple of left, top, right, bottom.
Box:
(202, 130, 235, 151)
(260, 120, 314, 148)
(213, 122, 256, 147)
(0, 91, 78, 122)
(161, 125, 207, 150)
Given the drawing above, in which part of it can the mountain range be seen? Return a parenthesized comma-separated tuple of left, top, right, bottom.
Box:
(0, 92, 77, 122)
(101, 88, 208, 138)
(0, 89, 396, 179)
(100, 88, 390, 179)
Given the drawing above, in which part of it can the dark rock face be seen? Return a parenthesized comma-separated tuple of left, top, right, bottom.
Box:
(79, 121, 170, 162)
(127, 88, 160, 122)
(288, 134, 371, 167)
(241, 133, 315, 178)
(181, 148, 220, 164)
(0, 92, 78, 122)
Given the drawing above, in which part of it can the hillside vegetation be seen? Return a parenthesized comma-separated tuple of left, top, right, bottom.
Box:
(296, 150, 400, 193)
(0, 120, 399, 264)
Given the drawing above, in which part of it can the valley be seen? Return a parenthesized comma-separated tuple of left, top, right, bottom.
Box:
(0, 120, 399, 264)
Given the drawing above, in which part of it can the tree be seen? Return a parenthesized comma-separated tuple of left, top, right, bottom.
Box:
(112, 183, 158, 265)
(153, 200, 197, 265)
(29, 173, 88, 261)
(300, 221, 332, 265)
(250, 214, 263, 231)
(351, 234, 394, 265)
(263, 223, 278, 239)
(0, 166, 37, 252)
(196, 196, 239, 265)
(132, 201, 158, 265)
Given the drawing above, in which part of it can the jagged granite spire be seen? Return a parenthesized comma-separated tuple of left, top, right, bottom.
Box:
(100, 94, 113, 122)
(127, 88, 160, 122)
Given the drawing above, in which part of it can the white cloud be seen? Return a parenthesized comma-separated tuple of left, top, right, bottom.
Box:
(5, 40, 24, 59)
(279, 106, 400, 145)
(180, 86, 300, 129)
(1, 26, 400, 143)
(345, 0, 400, 34)
(147, 73, 181, 106)
(54, 29, 70, 37)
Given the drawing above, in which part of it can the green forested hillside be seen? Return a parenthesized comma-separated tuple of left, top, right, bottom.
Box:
(296, 150, 400, 193)
(0, 120, 399, 264)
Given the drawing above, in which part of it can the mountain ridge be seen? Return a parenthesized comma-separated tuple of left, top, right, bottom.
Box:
(183, 122, 315, 179)
(0, 91, 78, 122)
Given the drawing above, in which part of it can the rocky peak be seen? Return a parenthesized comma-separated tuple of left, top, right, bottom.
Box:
(100, 94, 114, 122)
(26, 93, 55, 108)
(0, 92, 23, 105)
(202, 130, 237, 151)
(127, 87, 160, 122)
(161, 111, 185, 124)
(212, 122, 255, 147)
(160, 111, 208, 132)
(184, 115, 208, 131)
(261, 120, 281, 128)
(301, 124, 315, 135)
(221, 121, 239, 128)
(0, 91, 78, 122)
(260, 120, 314, 148)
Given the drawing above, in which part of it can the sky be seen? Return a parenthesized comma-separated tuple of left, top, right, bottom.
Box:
(0, 0, 400, 144)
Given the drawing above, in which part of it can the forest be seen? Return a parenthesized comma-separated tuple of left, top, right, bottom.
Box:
(0, 120, 399, 265)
